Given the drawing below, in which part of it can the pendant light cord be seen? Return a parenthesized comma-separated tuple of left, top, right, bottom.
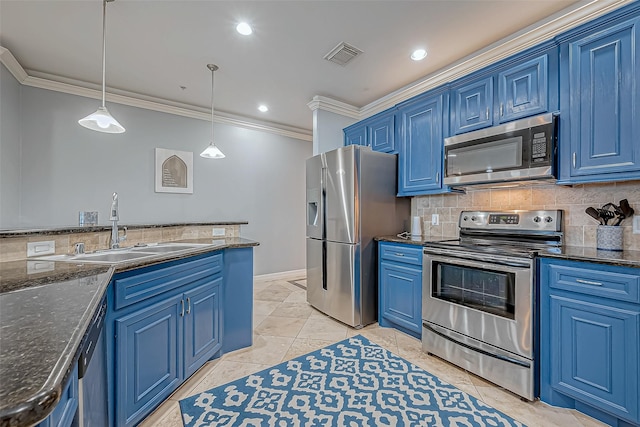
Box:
(210, 67, 215, 142)
(101, 0, 107, 108)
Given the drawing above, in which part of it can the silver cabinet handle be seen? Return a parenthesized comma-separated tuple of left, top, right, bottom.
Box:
(572, 152, 577, 168)
(576, 278, 603, 286)
(436, 172, 440, 183)
(486, 107, 490, 120)
(180, 299, 185, 316)
(186, 297, 191, 314)
(500, 104, 504, 116)
(395, 253, 405, 256)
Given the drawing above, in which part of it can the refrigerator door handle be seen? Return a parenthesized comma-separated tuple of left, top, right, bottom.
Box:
(322, 241, 327, 290)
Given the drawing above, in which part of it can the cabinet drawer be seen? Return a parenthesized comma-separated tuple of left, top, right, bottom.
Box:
(114, 252, 223, 310)
(380, 242, 423, 266)
(546, 260, 640, 304)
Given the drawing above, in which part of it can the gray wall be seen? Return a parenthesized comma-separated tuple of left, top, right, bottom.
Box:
(312, 109, 356, 155)
(0, 65, 22, 228)
(2, 77, 311, 275)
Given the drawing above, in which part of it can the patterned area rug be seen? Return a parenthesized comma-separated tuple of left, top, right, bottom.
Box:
(179, 335, 525, 426)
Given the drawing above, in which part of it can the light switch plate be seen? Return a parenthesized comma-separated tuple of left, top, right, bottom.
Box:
(27, 241, 55, 257)
(431, 214, 439, 226)
(212, 227, 225, 236)
(633, 215, 640, 234)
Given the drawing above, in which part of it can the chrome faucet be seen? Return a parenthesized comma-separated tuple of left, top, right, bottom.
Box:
(109, 192, 127, 249)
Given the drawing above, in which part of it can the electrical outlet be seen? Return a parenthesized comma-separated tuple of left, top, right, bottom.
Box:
(27, 241, 55, 257)
(212, 227, 225, 237)
(431, 214, 439, 226)
(633, 215, 640, 234)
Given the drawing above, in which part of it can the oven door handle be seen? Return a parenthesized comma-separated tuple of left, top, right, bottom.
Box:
(424, 253, 531, 272)
(423, 323, 531, 368)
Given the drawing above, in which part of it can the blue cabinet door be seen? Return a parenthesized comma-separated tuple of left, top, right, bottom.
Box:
(498, 55, 548, 123)
(115, 295, 182, 427)
(344, 123, 366, 147)
(397, 92, 446, 195)
(560, 16, 640, 183)
(184, 278, 222, 378)
(367, 113, 395, 153)
(547, 295, 639, 422)
(451, 76, 493, 134)
(379, 261, 422, 338)
(37, 365, 78, 427)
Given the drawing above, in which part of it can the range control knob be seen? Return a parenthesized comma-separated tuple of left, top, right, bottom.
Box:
(463, 216, 469, 221)
(545, 216, 554, 223)
(533, 216, 542, 223)
(471, 216, 477, 222)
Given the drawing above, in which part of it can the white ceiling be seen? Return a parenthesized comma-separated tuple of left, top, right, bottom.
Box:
(0, 0, 603, 133)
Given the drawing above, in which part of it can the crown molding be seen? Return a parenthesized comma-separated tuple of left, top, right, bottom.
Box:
(357, 0, 634, 121)
(0, 47, 28, 83)
(0, 48, 312, 142)
(306, 95, 360, 119)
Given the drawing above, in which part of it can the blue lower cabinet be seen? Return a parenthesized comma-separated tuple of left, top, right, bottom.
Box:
(540, 258, 640, 426)
(184, 278, 223, 378)
(37, 365, 78, 427)
(116, 295, 183, 426)
(378, 242, 423, 339)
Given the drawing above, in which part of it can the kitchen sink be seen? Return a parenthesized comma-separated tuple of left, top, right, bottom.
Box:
(34, 243, 217, 264)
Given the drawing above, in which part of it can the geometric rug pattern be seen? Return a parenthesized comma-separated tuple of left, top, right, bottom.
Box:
(179, 335, 525, 426)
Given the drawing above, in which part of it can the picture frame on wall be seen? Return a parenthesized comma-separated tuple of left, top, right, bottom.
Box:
(155, 148, 193, 194)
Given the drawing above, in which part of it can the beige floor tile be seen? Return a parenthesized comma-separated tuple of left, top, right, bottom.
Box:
(254, 315, 306, 337)
(570, 407, 609, 427)
(139, 400, 181, 427)
(253, 300, 282, 317)
(350, 326, 399, 353)
(308, 307, 329, 319)
(253, 314, 267, 328)
(254, 283, 293, 302)
(170, 358, 221, 400)
(224, 334, 294, 365)
(272, 302, 314, 318)
(283, 290, 307, 303)
(283, 337, 335, 360)
(297, 316, 349, 341)
(180, 360, 271, 398)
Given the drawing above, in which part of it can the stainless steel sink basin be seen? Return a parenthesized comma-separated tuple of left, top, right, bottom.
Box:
(130, 243, 212, 253)
(34, 243, 216, 264)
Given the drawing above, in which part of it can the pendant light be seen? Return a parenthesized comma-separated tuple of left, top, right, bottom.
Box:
(200, 64, 225, 159)
(78, 0, 125, 133)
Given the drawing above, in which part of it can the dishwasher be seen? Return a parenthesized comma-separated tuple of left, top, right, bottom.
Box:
(76, 297, 109, 427)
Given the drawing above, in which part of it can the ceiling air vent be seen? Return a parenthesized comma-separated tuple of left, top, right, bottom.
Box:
(323, 42, 363, 66)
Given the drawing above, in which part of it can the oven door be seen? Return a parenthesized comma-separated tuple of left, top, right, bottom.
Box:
(423, 250, 533, 359)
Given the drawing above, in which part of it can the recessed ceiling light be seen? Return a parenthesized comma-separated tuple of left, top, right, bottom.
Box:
(258, 105, 269, 113)
(236, 22, 253, 36)
(411, 49, 427, 61)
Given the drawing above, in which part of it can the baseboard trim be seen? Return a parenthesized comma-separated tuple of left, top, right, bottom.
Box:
(254, 269, 306, 281)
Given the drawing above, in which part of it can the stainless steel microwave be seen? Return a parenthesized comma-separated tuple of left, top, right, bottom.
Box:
(444, 113, 558, 187)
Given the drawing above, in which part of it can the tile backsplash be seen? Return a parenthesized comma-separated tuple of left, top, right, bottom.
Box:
(412, 180, 640, 251)
(0, 225, 241, 263)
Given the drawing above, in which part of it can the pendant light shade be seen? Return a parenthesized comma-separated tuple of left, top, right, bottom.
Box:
(79, 0, 125, 134)
(200, 64, 225, 159)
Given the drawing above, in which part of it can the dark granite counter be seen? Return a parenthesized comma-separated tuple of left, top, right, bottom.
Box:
(376, 235, 640, 268)
(0, 221, 248, 238)
(0, 237, 259, 427)
(537, 245, 640, 268)
(375, 235, 458, 246)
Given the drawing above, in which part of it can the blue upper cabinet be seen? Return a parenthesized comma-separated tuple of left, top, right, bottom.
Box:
(344, 108, 396, 153)
(396, 88, 450, 196)
(450, 76, 493, 134)
(498, 55, 548, 122)
(450, 46, 556, 136)
(367, 113, 395, 153)
(557, 11, 640, 184)
(344, 123, 366, 147)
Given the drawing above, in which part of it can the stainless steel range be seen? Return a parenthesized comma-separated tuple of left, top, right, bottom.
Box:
(422, 210, 563, 401)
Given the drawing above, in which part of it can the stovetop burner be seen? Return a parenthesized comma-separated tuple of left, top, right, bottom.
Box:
(423, 210, 564, 258)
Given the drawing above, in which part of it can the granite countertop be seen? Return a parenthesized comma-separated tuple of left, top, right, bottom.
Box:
(376, 235, 640, 268)
(0, 221, 249, 238)
(537, 245, 640, 268)
(0, 237, 259, 427)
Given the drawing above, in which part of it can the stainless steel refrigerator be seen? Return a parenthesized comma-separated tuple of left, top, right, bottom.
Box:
(306, 145, 410, 328)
